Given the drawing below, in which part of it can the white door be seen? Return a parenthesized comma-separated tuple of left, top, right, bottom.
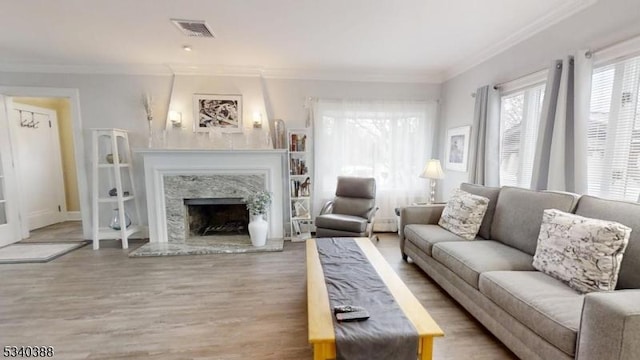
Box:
(11, 102, 66, 232)
(0, 96, 20, 246)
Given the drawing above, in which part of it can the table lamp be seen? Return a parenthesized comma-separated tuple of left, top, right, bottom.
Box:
(420, 159, 445, 203)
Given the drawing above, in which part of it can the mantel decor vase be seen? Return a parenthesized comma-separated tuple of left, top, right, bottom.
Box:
(248, 214, 268, 247)
(109, 209, 132, 230)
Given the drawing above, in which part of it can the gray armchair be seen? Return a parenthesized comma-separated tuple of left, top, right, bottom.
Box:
(315, 176, 378, 239)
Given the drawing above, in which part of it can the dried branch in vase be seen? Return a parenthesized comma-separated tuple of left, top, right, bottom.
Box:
(142, 94, 154, 124)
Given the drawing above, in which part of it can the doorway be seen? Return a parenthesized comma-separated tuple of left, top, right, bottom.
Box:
(11, 99, 77, 232)
(0, 87, 89, 246)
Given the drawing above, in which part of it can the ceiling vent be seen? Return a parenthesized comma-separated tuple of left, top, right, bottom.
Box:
(171, 19, 215, 38)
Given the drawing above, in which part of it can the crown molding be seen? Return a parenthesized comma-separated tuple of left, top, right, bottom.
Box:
(260, 67, 444, 84)
(0, 61, 442, 83)
(0, 62, 173, 76)
(167, 64, 264, 77)
(442, 0, 599, 82)
(168, 63, 443, 83)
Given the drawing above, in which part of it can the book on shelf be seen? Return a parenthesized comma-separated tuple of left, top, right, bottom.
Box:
(289, 133, 307, 152)
(292, 220, 301, 235)
(289, 158, 308, 175)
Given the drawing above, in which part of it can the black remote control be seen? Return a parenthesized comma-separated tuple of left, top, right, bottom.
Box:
(336, 310, 370, 322)
(333, 305, 366, 314)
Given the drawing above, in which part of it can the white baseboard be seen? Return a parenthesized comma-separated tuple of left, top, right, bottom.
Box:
(66, 211, 82, 221)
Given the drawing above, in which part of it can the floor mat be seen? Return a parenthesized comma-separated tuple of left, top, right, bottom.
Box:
(0, 242, 89, 264)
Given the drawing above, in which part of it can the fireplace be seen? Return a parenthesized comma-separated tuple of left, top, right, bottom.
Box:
(184, 198, 249, 238)
(136, 149, 286, 243)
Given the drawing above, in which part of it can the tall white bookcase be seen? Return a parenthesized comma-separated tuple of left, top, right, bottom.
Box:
(287, 128, 313, 241)
(91, 128, 143, 249)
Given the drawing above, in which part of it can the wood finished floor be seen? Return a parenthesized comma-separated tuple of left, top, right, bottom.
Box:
(1, 222, 516, 359)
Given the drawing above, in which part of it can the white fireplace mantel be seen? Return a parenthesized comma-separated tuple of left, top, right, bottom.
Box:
(135, 149, 287, 243)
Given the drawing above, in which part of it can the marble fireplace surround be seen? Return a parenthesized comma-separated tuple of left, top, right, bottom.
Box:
(165, 174, 264, 243)
(137, 149, 286, 243)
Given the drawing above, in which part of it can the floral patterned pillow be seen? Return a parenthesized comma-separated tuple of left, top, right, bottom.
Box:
(438, 189, 490, 240)
(533, 209, 631, 293)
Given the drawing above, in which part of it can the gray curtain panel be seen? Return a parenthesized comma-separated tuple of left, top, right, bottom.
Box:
(531, 60, 565, 191)
(530, 56, 588, 193)
(469, 85, 500, 186)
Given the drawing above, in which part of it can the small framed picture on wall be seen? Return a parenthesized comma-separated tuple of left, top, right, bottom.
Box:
(445, 125, 471, 172)
(193, 94, 243, 133)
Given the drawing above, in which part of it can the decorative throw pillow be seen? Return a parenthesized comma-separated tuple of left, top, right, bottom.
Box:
(532, 209, 631, 293)
(438, 189, 490, 240)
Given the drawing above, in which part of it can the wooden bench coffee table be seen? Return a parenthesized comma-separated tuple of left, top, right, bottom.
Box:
(307, 237, 444, 360)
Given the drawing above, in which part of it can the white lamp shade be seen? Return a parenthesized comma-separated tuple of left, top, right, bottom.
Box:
(420, 159, 444, 179)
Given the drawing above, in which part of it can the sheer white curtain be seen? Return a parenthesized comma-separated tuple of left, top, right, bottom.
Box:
(312, 99, 437, 232)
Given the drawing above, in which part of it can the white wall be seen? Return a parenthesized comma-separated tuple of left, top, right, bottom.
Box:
(0, 71, 440, 238)
(438, 0, 640, 199)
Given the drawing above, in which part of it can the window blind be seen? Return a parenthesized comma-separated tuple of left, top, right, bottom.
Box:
(499, 84, 545, 187)
(587, 55, 640, 201)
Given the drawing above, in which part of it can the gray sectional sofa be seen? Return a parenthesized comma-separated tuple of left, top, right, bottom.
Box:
(399, 183, 640, 360)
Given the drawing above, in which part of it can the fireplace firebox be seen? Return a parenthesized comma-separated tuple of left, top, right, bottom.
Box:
(184, 198, 249, 238)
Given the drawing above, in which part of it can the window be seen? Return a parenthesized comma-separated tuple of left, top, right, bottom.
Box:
(313, 100, 436, 231)
(587, 54, 640, 201)
(499, 84, 545, 187)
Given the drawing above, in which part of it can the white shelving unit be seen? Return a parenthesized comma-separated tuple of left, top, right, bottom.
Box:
(91, 128, 143, 249)
(287, 128, 313, 241)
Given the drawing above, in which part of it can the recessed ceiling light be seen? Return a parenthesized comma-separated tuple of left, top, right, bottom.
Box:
(183, 45, 192, 52)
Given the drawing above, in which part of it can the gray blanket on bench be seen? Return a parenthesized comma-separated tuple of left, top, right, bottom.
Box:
(316, 238, 418, 360)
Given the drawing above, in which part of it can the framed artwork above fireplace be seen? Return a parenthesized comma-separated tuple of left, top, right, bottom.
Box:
(193, 94, 243, 133)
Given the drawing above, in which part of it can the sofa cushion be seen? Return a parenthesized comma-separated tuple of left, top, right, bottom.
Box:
(491, 187, 579, 255)
(438, 189, 489, 240)
(479, 271, 584, 357)
(315, 214, 367, 233)
(460, 183, 500, 240)
(404, 224, 469, 256)
(431, 241, 535, 289)
(575, 195, 640, 289)
(533, 209, 631, 293)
